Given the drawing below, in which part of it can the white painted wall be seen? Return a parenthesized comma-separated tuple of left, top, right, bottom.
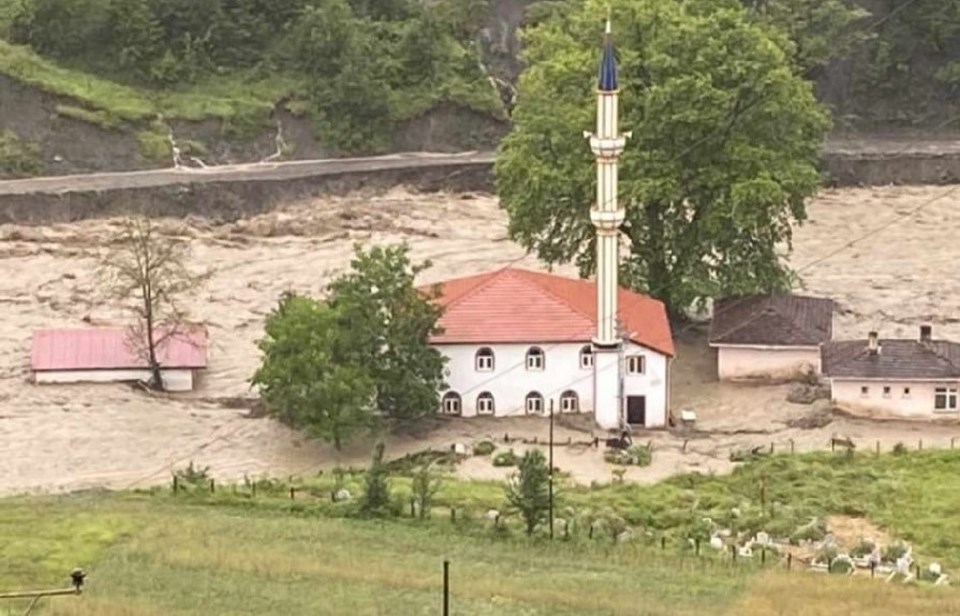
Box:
(435, 341, 668, 428)
(715, 345, 821, 380)
(831, 379, 960, 418)
(34, 369, 196, 392)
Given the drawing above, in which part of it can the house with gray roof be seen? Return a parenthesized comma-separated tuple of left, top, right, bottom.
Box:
(822, 325, 960, 417)
(708, 294, 835, 380)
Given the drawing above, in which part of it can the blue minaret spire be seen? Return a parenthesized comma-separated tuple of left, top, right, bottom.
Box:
(598, 13, 618, 91)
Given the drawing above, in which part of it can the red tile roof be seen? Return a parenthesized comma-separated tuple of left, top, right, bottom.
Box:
(31, 327, 208, 371)
(422, 268, 674, 356)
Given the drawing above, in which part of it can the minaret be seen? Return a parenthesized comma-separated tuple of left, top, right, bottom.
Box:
(585, 16, 630, 431)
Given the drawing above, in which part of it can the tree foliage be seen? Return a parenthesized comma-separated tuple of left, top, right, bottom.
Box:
(7, 0, 501, 153)
(98, 217, 207, 390)
(360, 442, 394, 516)
(251, 243, 446, 450)
(496, 0, 829, 317)
(505, 449, 551, 536)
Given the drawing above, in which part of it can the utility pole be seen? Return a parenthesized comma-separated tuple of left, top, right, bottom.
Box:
(442, 560, 450, 616)
(549, 398, 555, 540)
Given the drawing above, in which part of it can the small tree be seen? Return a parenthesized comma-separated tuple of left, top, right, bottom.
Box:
(99, 216, 206, 390)
(505, 449, 551, 536)
(360, 442, 393, 517)
(411, 461, 443, 519)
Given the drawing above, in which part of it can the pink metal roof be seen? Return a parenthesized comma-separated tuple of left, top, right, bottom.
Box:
(31, 327, 208, 371)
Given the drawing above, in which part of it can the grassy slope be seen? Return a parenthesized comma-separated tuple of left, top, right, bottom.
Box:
(3, 452, 960, 614)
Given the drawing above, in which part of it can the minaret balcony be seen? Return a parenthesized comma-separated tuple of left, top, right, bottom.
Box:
(585, 134, 629, 158)
(590, 208, 625, 230)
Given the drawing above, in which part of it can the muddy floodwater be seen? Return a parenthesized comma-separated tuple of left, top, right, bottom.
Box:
(1, 185, 959, 494)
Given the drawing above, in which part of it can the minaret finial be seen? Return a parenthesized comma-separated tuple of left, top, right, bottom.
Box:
(606, 6, 612, 34)
(597, 10, 618, 91)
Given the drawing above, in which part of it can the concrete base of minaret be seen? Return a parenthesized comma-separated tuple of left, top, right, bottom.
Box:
(593, 348, 621, 430)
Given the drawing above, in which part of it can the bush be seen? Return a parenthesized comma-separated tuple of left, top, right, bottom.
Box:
(173, 460, 210, 488)
(883, 541, 909, 563)
(411, 462, 442, 519)
(493, 449, 519, 467)
(790, 518, 828, 544)
(605, 444, 653, 467)
(850, 539, 876, 558)
(504, 449, 551, 536)
(360, 442, 394, 517)
(815, 544, 838, 565)
(829, 555, 854, 574)
(473, 441, 496, 456)
(892, 442, 908, 456)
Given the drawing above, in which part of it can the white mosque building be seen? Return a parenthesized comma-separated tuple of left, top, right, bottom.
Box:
(426, 20, 675, 430)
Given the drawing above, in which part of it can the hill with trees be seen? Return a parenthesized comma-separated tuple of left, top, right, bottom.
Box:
(0, 0, 957, 178)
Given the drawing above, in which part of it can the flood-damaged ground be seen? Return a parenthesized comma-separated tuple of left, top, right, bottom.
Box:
(1, 184, 960, 494)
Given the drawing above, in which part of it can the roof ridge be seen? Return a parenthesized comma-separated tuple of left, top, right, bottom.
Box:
(438, 269, 505, 311)
(519, 270, 598, 322)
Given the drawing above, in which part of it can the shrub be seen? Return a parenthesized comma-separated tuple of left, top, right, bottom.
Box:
(605, 444, 653, 467)
(384, 449, 458, 474)
(473, 440, 496, 456)
(830, 555, 854, 574)
(360, 442, 394, 517)
(850, 539, 876, 558)
(790, 518, 828, 544)
(815, 544, 838, 565)
(892, 442, 908, 456)
(173, 461, 210, 488)
(411, 462, 442, 519)
(883, 541, 909, 563)
(493, 449, 519, 467)
(504, 449, 551, 536)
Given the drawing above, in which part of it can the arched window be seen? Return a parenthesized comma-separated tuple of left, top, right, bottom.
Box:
(526, 346, 545, 371)
(475, 347, 495, 371)
(627, 355, 646, 375)
(477, 392, 495, 415)
(560, 390, 579, 413)
(441, 391, 462, 415)
(525, 391, 544, 414)
(579, 345, 593, 369)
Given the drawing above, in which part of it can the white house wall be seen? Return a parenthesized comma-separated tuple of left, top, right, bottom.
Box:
(831, 379, 960, 418)
(715, 345, 821, 380)
(435, 341, 668, 427)
(34, 368, 196, 392)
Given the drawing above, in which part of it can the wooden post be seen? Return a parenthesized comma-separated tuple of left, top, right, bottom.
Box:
(172, 475, 179, 494)
(410, 498, 416, 518)
(876, 440, 881, 456)
(209, 479, 215, 494)
(789, 439, 794, 455)
(589, 525, 594, 540)
(661, 536, 666, 550)
(731, 544, 737, 562)
(289, 487, 295, 501)
(769, 442, 775, 454)
(442, 560, 450, 616)
(450, 508, 456, 523)
(787, 553, 792, 570)
(695, 538, 701, 556)
(919, 439, 923, 451)
(761, 547, 766, 564)
(871, 562, 876, 578)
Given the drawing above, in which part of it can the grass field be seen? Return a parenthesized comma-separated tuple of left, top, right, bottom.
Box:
(0, 492, 958, 616)
(4, 451, 960, 614)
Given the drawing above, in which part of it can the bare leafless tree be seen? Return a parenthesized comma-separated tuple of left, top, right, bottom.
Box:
(98, 217, 208, 390)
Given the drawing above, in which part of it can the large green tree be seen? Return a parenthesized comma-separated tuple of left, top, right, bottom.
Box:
(495, 0, 830, 317)
(252, 243, 446, 450)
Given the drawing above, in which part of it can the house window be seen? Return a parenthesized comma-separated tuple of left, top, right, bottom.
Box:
(441, 392, 462, 415)
(560, 390, 579, 413)
(883, 386, 891, 398)
(525, 391, 544, 414)
(934, 387, 958, 411)
(903, 387, 911, 398)
(526, 347, 545, 371)
(475, 347, 494, 372)
(627, 355, 646, 375)
(477, 392, 495, 415)
(579, 345, 593, 369)
(860, 386, 869, 397)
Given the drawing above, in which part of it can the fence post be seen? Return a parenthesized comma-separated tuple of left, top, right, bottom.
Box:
(789, 439, 794, 455)
(695, 538, 701, 556)
(442, 560, 450, 616)
(661, 536, 666, 550)
(209, 479, 215, 494)
(172, 475, 179, 495)
(289, 487, 295, 501)
(450, 508, 456, 523)
(787, 553, 792, 571)
(730, 544, 737, 562)
(410, 498, 416, 518)
(871, 562, 876, 578)
(919, 439, 923, 451)
(761, 547, 766, 564)
(769, 442, 775, 454)
(876, 440, 880, 456)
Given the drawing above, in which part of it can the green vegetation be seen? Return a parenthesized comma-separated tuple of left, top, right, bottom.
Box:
(252, 244, 447, 450)
(0, 129, 41, 178)
(496, 0, 829, 317)
(0, 0, 503, 156)
(505, 449, 551, 535)
(7, 450, 960, 613)
(604, 444, 653, 467)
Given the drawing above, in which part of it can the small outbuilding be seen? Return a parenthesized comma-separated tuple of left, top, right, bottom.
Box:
(31, 327, 208, 391)
(708, 294, 835, 380)
(823, 326, 960, 418)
